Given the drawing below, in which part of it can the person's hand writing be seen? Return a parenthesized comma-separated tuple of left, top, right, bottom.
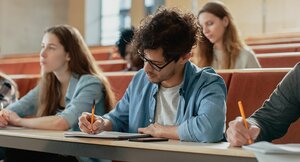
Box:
(78, 112, 105, 134)
(226, 117, 260, 147)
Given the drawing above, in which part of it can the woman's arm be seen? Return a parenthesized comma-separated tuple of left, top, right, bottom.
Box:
(8, 110, 69, 130)
(7, 86, 39, 117)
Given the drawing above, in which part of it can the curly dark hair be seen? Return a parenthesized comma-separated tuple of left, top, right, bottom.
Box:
(116, 28, 134, 58)
(132, 7, 200, 62)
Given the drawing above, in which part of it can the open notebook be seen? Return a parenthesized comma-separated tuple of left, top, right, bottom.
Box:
(64, 131, 150, 140)
(243, 141, 300, 154)
(243, 141, 300, 162)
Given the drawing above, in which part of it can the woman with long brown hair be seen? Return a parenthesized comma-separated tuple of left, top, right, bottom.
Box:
(193, 1, 260, 69)
(0, 24, 115, 162)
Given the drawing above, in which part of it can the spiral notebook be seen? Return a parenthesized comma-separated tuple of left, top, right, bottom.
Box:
(64, 131, 150, 140)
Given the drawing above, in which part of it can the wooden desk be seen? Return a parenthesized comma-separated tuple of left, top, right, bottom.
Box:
(0, 128, 257, 162)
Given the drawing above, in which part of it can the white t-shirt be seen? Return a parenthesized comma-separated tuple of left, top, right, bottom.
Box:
(155, 82, 182, 126)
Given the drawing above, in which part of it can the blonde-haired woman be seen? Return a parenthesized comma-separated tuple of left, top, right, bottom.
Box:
(0, 25, 115, 162)
(193, 1, 260, 69)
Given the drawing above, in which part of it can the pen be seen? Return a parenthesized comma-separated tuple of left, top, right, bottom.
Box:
(90, 99, 95, 130)
(238, 101, 252, 145)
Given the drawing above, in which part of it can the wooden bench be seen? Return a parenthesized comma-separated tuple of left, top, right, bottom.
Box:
(251, 43, 300, 54)
(0, 59, 128, 74)
(246, 32, 300, 45)
(256, 52, 300, 68)
(10, 74, 40, 98)
(0, 52, 115, 61)
(0, 45, 118, 61)
(105, 72, 136, 101)
(96, 60, 127, 72)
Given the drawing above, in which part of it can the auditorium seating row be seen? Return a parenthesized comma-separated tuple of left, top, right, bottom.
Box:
(2, 42, 300, 73)
(0, 52, 117, 61)
(0, 45, 117, 61)
(9, 67, 299, 144)
(246, 32, 300, 46)
(251, 43, 300, 54)
(0, 59, 128, 74)
(256, 52, 300, 68)
(1, 51, 300, 75)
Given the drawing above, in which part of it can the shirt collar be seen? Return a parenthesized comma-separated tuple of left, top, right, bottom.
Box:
(65, 73, 80, 100)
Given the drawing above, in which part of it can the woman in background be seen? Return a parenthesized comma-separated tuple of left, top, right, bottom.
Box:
(192, 1, 260, 69)
(0, 24, 115, 162)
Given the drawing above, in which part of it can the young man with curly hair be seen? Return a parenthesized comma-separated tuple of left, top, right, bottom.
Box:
(79, 7, 227, 142)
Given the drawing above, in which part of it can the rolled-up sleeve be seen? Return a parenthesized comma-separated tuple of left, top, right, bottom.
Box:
(178, 73, 226, 142)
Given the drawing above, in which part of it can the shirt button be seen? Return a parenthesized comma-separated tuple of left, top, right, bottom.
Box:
(149, 119, 152, 123)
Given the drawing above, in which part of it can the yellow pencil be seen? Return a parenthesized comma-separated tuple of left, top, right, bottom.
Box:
(90, 99, 95, 130)
(238, 101, 252, 144)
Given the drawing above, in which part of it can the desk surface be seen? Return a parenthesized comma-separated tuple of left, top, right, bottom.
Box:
(0, 128, 257, 162)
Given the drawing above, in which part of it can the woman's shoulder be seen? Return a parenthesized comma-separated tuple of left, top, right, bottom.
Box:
(240, 46, 255, 56)
(78, 74, 99, 80)
(237, 46, 257, 60)
(75, 74, 101, 86)
(238, 46, 261, 68)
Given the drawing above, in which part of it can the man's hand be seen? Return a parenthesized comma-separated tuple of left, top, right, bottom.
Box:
(226, 117, 260, 147)
(138, 123, 164, 137)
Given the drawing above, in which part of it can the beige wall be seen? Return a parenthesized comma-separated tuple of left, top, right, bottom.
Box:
(218, 0, 300, 37)
(130, 0, 145, 28)
(68, 0, 85, 36)
(221, 0, 264, 38)
(165, 0, 194, 12)
(265, 0, 300, 33)
(2, 0, 300, 55)
(165, 0, 300, 38)
(0, 0, 66, 55)
(0, 0, 84, 55)
(165, 0, 263, 38)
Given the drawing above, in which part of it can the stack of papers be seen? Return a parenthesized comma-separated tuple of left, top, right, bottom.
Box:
(243, 141, 300, 162)
(64, 131, 150, 140)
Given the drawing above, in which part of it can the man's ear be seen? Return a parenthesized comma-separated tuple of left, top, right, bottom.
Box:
(179, 53, 191, 64)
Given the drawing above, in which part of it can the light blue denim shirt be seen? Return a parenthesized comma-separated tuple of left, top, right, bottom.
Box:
(7, 74, 106, 131)
(104, 61, 227, 142)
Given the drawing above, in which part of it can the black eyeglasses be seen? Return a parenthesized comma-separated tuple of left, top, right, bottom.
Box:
(138, 50, 175, 72)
